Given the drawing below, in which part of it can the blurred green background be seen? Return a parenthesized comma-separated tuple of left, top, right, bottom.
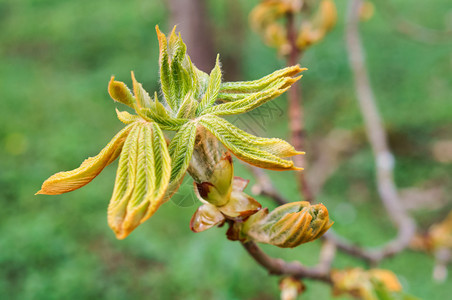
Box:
(1, 0, 451, 299)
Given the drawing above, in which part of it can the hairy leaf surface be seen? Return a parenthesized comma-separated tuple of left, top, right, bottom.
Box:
(200, 76, 301, 116)
(37, 123, 137, 195)
(219, 65, 305, 93)
(168, 121, 197, 183)
(108, 76, 135, 108)
(108, 122, 171, 239)
(197, 55, 222, 114)
(199, 115, 303, 170)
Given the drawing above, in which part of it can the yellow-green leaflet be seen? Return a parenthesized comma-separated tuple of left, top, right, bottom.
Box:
(199, 115, 303, 170)
(36, 123, 137, 195)
(131, 71, 152, 109)
(176, 91, 198, 119)
(219, 65, 305, 93)
(116, 109, 141, 124)
(197, 55, 222, 113)
(156, 26, 175, 112)
(170, 36, 187, 107)
(108, 122, 171, 239)
(168, 121, 197, 183)
(199, 76, 300, 116)
(140, 107, 188, 131)
(108, 76, 135, 108)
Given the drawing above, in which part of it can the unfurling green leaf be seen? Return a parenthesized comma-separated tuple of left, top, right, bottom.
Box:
(108, 122, 171, 239)
(168, 121, 197, 183)
(131, 71, 152, 109)
(140, 107, 188, 131)
(36, 123, 137, 195)
(219, 65, 304, 93)
(170, 35, 187, 107)
(115, 109, 140, 124)
(199, 115, 303, 170)
(200, 66, 304, 116)
(197, 55, 222, 114)
(176, 91, 198, 119)
(156, 25, 175, 111)
(156, 25, 208, 114)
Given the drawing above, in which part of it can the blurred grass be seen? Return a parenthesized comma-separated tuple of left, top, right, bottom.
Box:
(1, 0, 451, 299)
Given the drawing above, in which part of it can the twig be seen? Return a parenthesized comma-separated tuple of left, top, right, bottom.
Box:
(249, 0, 417, 267)
(317, 239, 337, 272)
(433, 247, 452, 283)
(285, 11, 314, 203)
(241, 240, 332, 284)
(345, 0, 416, 261)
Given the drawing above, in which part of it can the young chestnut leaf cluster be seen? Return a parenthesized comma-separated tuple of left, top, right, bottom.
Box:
(37, 26, 321, 242)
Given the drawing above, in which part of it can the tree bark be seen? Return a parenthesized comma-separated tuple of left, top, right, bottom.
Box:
(167, 0, 216, 72)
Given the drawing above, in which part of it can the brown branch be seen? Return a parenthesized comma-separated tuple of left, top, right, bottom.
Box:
(344, 0, 416, 261)
(167, 0, 216, 72)
(285, 11, 314, 203)
(241, 240, 332, 284)
(317, 239, 337, 272)
(248, 0, 417, 267)
(433, 247, 451, 283)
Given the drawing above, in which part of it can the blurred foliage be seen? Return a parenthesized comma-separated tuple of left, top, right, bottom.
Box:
(0, 0, 451, 299)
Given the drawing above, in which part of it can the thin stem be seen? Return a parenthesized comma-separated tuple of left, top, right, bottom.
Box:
(248, 0, 417, 267)
(285, 11, 314, 203)
(345, 0, 416, 261)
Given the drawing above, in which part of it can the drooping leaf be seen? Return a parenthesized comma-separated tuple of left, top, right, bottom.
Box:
(197, 55, 222, 114)
(108, 122, 171, 239)
(108, 76, 135, 108)
(199, 115, 303, 170)
(168, 121, 197, 183)
(36, 123, 137, 195)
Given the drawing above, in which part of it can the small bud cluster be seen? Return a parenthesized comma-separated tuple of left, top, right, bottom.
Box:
(250, 0, 337, 54)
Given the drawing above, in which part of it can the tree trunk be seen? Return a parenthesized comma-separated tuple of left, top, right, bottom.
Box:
(167, 0, 216, 72)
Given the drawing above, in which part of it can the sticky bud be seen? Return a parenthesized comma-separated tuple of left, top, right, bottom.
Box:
(195, 153, 234, 206)
(242, 201, 333, 248)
